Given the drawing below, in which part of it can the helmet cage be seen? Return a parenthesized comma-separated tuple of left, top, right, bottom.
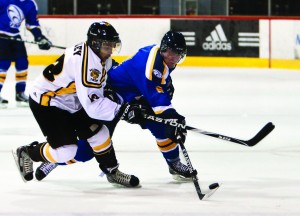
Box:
(160, 43, 187, 61)
(90, 37, 122, 54)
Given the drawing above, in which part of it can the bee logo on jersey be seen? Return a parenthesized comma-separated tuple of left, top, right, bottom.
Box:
(89, 68, 100, 82)
(153, 69, 162, 79)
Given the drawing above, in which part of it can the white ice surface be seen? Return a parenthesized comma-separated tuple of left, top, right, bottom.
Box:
(0, 66, 300, 215)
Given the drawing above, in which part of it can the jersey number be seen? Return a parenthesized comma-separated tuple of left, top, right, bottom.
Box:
(43, 54, 65, 82)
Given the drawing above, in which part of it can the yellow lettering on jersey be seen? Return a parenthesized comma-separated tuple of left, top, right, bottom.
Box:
(40, 82, 76, 106)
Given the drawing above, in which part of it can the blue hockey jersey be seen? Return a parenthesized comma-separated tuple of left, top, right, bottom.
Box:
(108, 44, 175, 114)
(0, 0, 40, 36)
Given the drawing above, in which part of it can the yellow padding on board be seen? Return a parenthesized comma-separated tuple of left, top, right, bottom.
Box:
(180, 57, 270, 68)
(28, 55, 60, 65)
(271, 59, 300, 70)
(27, 55, 300, 70)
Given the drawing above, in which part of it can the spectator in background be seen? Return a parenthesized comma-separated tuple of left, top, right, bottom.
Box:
(0, 0, 52, 108)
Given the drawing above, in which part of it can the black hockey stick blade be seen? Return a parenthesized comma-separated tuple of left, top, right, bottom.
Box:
(245, 122, 275, 147)
(202, 184, 220, 200)
(179, 142, 219, 200)
(190, 176, 220, 200)
(186, 122, 275, 147)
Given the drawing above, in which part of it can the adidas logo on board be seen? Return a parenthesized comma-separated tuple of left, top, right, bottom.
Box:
(202, 24, 232, 51)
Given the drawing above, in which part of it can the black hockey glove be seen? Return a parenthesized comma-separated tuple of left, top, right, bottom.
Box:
(35, 35, 52, 50)
(174, 121, 187, 144)
(159, 111, 187, 144)
(104, 84, 122, 104)
(117, 102, 146, 124)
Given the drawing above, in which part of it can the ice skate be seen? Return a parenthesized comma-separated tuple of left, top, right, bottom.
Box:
(106, 168, 140, 188)
(168, 160, 196, 181)
(35, 162, 58, 181)
(0, 95, 8, 109)
(16, 92, 29, 107)
(12, 146, 33, 182)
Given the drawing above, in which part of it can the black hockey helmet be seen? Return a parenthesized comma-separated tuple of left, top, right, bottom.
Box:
(160, 30, 187, 59)
(87, 21, 121, 53)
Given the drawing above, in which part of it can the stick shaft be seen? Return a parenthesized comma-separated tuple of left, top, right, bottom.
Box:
(178, 141, 205, 200)
(143, 113, 274, 147)
(0, 35, 66, 49)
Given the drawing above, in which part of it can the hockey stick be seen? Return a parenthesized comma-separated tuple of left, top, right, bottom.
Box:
(178, 138, 219, 200)
(143, 113, 275, 147)
(0, 35, 66, 49)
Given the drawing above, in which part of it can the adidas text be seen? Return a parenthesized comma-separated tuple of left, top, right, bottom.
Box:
(202, 41, 232, 51)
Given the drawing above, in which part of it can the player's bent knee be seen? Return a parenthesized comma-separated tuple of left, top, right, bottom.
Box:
(88, 125, 110, 147)
(47, 144, 78, 163)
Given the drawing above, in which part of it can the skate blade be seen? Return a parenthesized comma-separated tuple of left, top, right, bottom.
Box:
(11, 150, 27, 183)
(106, 177, 142, 188)
(109, 182, 142, 188)
(16, 101, 29, 108)
(171, 174, 193, 182)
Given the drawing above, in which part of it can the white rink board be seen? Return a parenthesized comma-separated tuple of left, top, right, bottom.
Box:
(19, 17, 300, 60)
(20, 18, 170, 56)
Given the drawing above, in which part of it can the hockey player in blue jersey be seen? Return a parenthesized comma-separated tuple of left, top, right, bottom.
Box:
(35, 31, 194, 182)
(0, 0, 52, 108)
(106, 30, 192, 180)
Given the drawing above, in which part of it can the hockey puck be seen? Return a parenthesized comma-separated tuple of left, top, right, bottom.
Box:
(209, 183, 219, 190)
